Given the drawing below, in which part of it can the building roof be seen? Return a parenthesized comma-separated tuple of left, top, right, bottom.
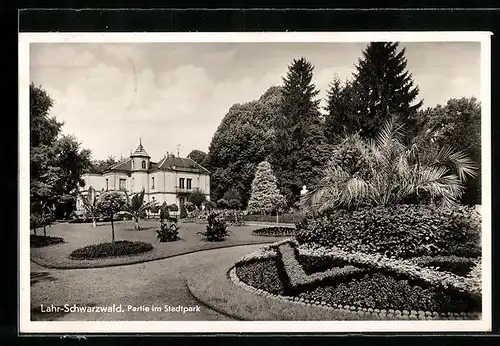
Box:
(153, 156, 210, 174)
(131, 139, 150, 158)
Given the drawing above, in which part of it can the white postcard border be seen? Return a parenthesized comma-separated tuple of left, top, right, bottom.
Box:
(19, 31, 493, 334)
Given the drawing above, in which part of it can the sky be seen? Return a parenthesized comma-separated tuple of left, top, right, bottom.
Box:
(30, 41, 481, 161)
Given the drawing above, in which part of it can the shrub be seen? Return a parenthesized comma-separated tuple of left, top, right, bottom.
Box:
(295, 204, 481, 259)
(252, 227, 296, 237)
(156, 219, 180, 242)
(414, 256, 476, 277)
(69, 241, 153, 259)
(198, 212, 231, 241)
(180, 204, 188, 218)
(30, 235, 64, 248)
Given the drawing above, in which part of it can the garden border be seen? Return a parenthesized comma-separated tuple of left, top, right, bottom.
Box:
(230, 266, 480, 321)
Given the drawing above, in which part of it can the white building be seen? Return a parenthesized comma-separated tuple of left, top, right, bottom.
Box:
(77, 140, 211, 211)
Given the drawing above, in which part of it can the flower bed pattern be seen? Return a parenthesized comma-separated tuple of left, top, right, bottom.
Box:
(233, 239, 481, 320)
(30, 235, 65, 248)
(251, 227, 296, 237)
(69, 240, 154, 259)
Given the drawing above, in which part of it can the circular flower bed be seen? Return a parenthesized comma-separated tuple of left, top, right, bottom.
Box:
(69, 241, 154, 259)
(232, 239, 482, 320)
(30, 235, 65, 248)
(252, 227, 296, 237)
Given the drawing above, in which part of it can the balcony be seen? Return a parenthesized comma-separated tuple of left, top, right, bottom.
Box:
(175, 187, 191, 195)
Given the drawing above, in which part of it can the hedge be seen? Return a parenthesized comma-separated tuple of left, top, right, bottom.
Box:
(295, 204, 481, 259)
(31, 235, 64, 248)
(69, 241, 153, 259)
(239, 213, 305, 224)
(252, 227, 296, 237)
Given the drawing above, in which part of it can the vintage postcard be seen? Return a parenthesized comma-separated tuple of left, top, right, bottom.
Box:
(19, 31, 491, 334)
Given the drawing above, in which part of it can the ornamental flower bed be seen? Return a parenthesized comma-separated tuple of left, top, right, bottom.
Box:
(232, 239, 482, 319)
(251, 226, 296, 237)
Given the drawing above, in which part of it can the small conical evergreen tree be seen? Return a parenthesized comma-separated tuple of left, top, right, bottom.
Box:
(247, 160, 285, 214)
(353, 42, 423, 141)
(271, 57, 330, 207)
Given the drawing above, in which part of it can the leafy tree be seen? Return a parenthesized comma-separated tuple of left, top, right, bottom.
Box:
(270, 58, 331, 207)
(187, 188, 207, 209)
(187, 150, 208, 167)
(422, 97, 482, 205)
(307, 115, 478, 213)
(207, 86, 282, 206)
(203, 200, 217, 212)
(52, 135, 92, 218)
(79, 186, 99, 228)
(88, 156, 119, 173)
(352, 42, 423, 141)
(221, 188, 243, 223)
(180, 204, 188, 219)
(122, 188, 157, 231)
(96, 191, 128, 245)
(30, 83, 92, 220)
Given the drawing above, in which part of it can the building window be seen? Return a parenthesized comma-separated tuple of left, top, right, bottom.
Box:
(119, 178, 126, 191)
(151, 177, 155, 189)
(105, 179, 109, 191)
(142, 160, 146, 169)
(186, 178, 192, 190)
(179, 178, 185, 189)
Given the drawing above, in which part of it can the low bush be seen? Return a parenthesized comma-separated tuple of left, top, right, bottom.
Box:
(414, 256, 476, 277)
(295, 204, 481, 259)
(298, 272, 481, 313)
(156, 219, 180, 242)
(198, 213, 231, 241)
(236, 259, 286, 295)
(239, 213, 305, 224)
(30, 235, 64, 248)
(69, 241, 153, 259)
(252, 227, 296, 237)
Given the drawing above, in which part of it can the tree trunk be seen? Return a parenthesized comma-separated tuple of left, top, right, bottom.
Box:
(92, 217, 97, 228)
(234, 210, 238, 223)
(134, 217, 140, 231)
(33, 226, 37, 235)
(111, 215, 115, 245)
(43, 223, 47, 237)
(276, 210, 279, 228)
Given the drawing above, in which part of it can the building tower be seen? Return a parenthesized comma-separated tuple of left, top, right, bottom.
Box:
(130, 139, 151, 193)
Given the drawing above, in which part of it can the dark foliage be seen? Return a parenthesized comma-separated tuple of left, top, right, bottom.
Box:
(69, 241, 153, 259)
(236, 259, 286, 295)
(198, 212, 231, 241)
(252, 227, 296, 237)
(156, 219, 180, 242)
(298, 272, 481, 313)
(295, 204, 481, 259)
(30, 235, 64, 248)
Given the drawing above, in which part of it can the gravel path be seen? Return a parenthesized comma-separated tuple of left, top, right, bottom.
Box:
(31, 244, 263, 321)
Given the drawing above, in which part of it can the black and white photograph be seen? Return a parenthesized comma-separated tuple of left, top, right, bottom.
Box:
(19, 32, 491, 333)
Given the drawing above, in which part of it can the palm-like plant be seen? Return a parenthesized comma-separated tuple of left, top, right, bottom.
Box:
(79, 186, 99, 228)
(123, 188, 158, 231)
(308, 115, 478, 213)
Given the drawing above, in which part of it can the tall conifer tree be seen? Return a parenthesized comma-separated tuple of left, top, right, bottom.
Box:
(271, 57, 330, 207)
(352, 42, 423, 140)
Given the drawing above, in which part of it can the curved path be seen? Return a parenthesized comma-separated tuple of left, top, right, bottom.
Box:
(31, 244, 263, 321)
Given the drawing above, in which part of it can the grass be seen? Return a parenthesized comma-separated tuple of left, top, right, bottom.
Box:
(30, 220, 284, 269)
(30, 247, 244, 321)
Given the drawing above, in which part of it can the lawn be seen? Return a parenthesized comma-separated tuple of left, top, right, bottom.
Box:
(30, 220, 284, 269)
